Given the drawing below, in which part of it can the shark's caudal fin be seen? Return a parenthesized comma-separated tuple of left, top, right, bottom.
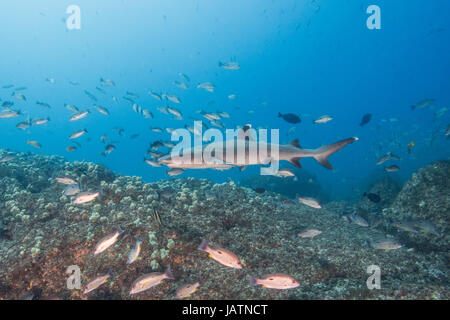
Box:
(311, 137, 358, 170)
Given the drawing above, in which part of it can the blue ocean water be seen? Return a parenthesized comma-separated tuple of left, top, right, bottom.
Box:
(0, 0, 449, 199)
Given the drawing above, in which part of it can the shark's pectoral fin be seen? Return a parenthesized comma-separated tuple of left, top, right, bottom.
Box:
(288, 157, 302, 168)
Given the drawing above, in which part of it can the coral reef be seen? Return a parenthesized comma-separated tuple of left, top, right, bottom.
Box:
(0, 150, 448, 300)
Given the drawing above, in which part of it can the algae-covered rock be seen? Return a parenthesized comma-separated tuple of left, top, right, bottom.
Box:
(382, 161, 450, 253)
(359, 176, 401, 211)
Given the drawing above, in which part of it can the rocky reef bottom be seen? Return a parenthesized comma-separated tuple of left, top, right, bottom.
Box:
(0, 150, 448, 300)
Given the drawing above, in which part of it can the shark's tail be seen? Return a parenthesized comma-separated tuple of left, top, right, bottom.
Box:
(311, 137, 358, 170)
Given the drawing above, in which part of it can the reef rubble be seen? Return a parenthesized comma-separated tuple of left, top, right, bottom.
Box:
(0, 150, 448, 300)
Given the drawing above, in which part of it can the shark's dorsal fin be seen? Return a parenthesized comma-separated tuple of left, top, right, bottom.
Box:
(290, 139, 302, 149)
(237, 124, 254, 141)
(289, 157, 302, 168)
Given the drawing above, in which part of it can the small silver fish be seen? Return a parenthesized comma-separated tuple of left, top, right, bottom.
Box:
(32, 117, 50, 126)
(94, 105, 110, 115)
(413, 220, 440, 236)
(149, 92, 162, 101)
(274, 169, 296, 178)
(166, 94, 181, 104)
(369, 238, 403, 251)
(27, 140, 42, 149)
(157, 106, 170, 115)
(55, 177, 78, 185)
(178, 72, 190, 82)
(347, 215, 369, 227)
(197, 82, 216, 93)
(176, 279, 202, 299)
(63, 184, 81, 196)
(167, 168, 184, 176)
(198, 239, 243, 269)
(168, 107, 182, 119)
(145, 158, 162, 167)
(298, 229, 322, 238)
(298, 197, 321, 209)
(69, 129, 88, 139)
(129, 267, 174, 295)
(376, 153, 391, 165)
(384, 165, 400, 172)
(126, 91, 139, 99)
(201, 111, 221, 121)
(73, 191, 100, 205)
(0, 154, 15, 163)
(313, 115, 333, 124)
(0, 110, 21, 119)
(150, 127, 163, 133)
(143, 109, 153, 119)
(393, 220, 418, 233)
(83, 270, 113, 294)
(173, 81, 188, 90)
(219, 61, 240, 70)
(127, 236, 143, 264)
(249, 274, 299, 290)
(12, 92, 26, 101)
(100, 78, 115, 87)
(70, 111, 89, 121)
(16, 121, 32, 130)
(93, 228, 124, 255)
(65, 104, 79, 112)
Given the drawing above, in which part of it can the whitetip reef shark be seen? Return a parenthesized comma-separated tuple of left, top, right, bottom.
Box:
(158, 126, 358, 171)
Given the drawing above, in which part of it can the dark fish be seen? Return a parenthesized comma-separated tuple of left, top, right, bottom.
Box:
(278, 112, 301, 124)
(360, 113, 372, 126)
(363, 192, 381, 203)
(253, 188, 266, 194)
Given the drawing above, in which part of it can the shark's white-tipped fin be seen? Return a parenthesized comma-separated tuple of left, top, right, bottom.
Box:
(312, 137, 358, 170)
